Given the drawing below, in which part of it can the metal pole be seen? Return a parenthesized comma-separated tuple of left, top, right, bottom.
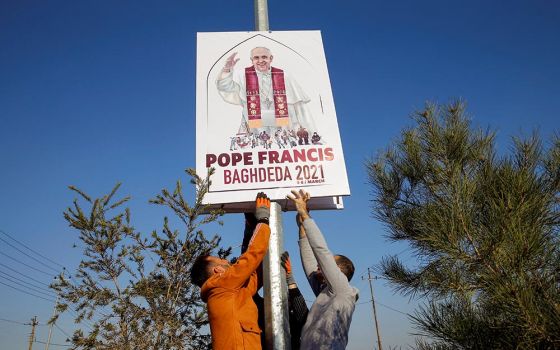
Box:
(254, 1, 290, 349)
(254, 0, 269, 31)
(366, 268, 383, 350)
(263, 202, 290, 350)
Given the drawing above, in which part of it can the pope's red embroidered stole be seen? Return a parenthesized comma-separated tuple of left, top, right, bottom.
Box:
(245, 66, 289, 129)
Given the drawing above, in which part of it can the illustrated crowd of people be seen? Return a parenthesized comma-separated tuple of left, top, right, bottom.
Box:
(230, 126, 323, 151)
(191, 190, 358, 350)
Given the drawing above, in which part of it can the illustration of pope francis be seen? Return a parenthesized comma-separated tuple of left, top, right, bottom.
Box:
(216, 47, 317, 135)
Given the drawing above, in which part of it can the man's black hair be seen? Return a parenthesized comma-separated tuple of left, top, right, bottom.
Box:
(190, 255, 212, 287)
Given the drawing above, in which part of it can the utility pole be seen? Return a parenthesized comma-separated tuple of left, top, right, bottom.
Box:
(45, 270, 63, 350)
(254, 2, 290, 349)
(28, 316, 38, 350)
(363, 268, 383, 350)
(45, 295, 59, 350)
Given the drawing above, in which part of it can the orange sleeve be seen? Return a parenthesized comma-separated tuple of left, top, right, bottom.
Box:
(246, 271, 258, 296)
(219, 223, 270, 290)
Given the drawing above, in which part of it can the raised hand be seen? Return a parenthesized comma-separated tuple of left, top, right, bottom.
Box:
(223, 52, 240, 72)
(280, 251, 296, 286)
(287, 189, 311, 219)
(255, 192, 270, 223)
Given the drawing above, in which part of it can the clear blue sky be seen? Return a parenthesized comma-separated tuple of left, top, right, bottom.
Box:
(1, 1, 559, 349)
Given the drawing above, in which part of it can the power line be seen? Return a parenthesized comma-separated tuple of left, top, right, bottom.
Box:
(0, 229, 65, 269)
(377, 301, 408, 316)
(0, 272, 57, 298)
(2, 281, 102, 334)
(34, 339, 71, 347)
(0, 317, 30, 326)
(0, 269, 56, 294)
(0, 317, 74, 348)
(55, 322, 72, 338)
(0, 250, 57, 277)
(0, 236, 60, 274)
(65, 309, 95, 331)
(357, 265, 374, 281)
(358, 298, 409, 316)
(0, 280, 56, 303)
(0, 262, 52, 286)
(0, 231, 97, 334)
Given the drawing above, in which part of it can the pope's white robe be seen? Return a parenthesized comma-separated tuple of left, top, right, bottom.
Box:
(216, 67, 317, 133)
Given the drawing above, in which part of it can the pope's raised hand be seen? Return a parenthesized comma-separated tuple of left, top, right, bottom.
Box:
(223, 52, 240, 71)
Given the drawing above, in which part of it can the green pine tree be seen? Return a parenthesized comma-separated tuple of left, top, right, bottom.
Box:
(367, 102, 560, 349)
(51, 168, 229, 349)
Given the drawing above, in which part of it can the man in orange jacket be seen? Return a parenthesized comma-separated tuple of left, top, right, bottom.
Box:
(190, 192, 271, 350)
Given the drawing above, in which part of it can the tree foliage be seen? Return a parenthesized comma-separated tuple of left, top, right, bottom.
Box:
(51, 169, 229, 349)
(368, 102, 560, 349)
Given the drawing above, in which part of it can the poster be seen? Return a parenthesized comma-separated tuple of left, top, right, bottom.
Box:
(196, 31, 349, 211)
